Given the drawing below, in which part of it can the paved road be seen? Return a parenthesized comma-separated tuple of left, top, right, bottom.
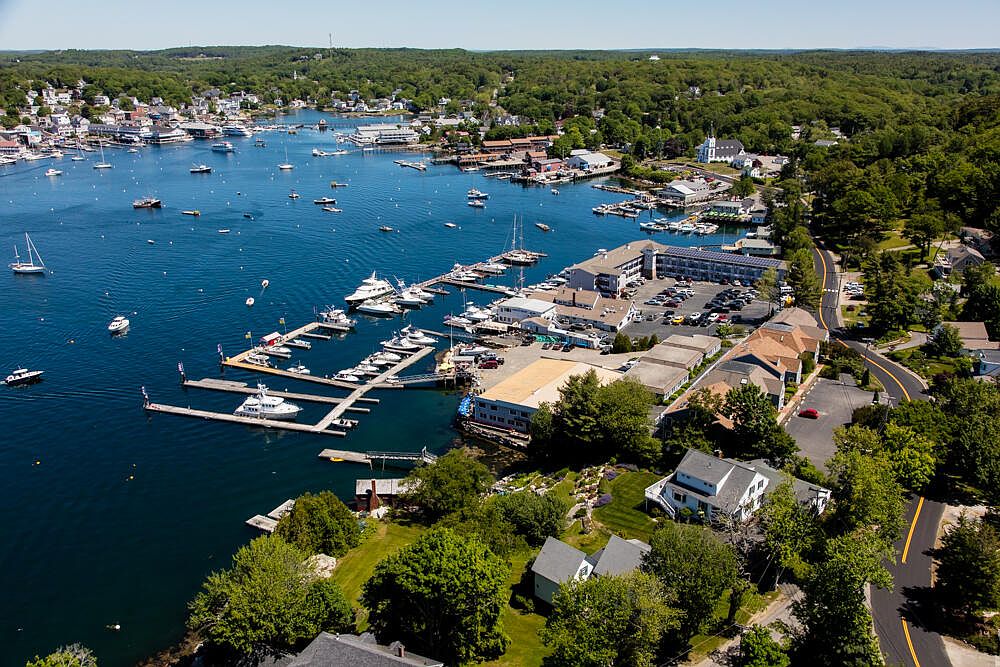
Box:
(813, 244, 949, 667)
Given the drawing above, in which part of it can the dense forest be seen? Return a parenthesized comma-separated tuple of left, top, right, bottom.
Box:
(3, 47, 1000, 243)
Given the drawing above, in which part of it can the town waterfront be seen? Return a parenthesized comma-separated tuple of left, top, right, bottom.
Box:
(1, 111, 734, 667)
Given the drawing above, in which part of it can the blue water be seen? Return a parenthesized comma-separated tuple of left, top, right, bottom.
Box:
(0, 111, 735, 666)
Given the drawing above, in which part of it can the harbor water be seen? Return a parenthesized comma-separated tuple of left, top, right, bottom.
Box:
(0, 111, 737, 666)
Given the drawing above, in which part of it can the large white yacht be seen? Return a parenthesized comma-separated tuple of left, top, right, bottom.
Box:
(222, 125, 253, 137)
(234, 384, 302, 420)
(401, 325, 437, 346)
(356, 300, 401, 317)
(345, 271, 395, 306)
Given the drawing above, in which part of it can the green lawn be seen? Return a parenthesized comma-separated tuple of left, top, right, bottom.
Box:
(592, 471, 662, 543)
(330, 519, 426, 622)
(483, 550, 551, 667)
(887, 347, 966, 379)
(562, 519, 612, 553)
(876, 233, 913, 251)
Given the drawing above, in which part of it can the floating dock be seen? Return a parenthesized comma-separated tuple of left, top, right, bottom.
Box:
(317, 446, 438, 466)
(144, 403, 348, 436)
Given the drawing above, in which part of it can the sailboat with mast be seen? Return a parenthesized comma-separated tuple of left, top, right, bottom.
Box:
(10, 233, 47, 275)
(277, 145, 294, 170)
(502, 214, 537, 266)
(93, 141, 112, 169)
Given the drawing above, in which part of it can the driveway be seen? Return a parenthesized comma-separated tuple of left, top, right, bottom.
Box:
(784, 377, 878, 469)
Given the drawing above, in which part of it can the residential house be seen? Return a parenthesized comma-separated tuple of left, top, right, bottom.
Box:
(975, 350, 1000, 377)
(472, 358, 622, 433)
(644, 448, 831, 522)
(936, 321, 999, 352)
(697, 359, 787, 409)
(531, 535, 651, 604)
(934, 245, 985, 277)
(354, 478, 414, 512)
(287, 632, 443, 666)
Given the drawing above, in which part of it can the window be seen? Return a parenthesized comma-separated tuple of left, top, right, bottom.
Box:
(673, 491, 686, 502)
(490, 405, 497, 411)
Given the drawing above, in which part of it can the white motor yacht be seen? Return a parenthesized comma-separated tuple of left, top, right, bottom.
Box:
(365, 354, 390, 367)
(401, 325, 437, 346)
(45, 168, 62, 177)
(410, 287, 436, 302)
(345, 271, 396, 305)
(382, 335, 420, 352)
(234, 384, 302, 420)
(261, 344, 292, 356)
(444, 315, 473, 327)
(334, 370, 362, 383)
(394, 288, 427, 308)
(355, 363, 380, 375)
(107, 315, 130, 334)
(467, 188, 489, 200)
(319, 307, 357, 328)
(356, 300, 401, 317)
(461, 305, 491, 322)
(287, 362, 311, 375)
(479, 262, 507, 274)
(377, 351, 402, 363)
(245, 352, 273, 367)
(4, 368, 44, 386)
(450, 269, 480, 282)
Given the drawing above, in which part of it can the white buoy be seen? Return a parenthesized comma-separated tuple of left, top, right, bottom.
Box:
(261, 279, 269, 289)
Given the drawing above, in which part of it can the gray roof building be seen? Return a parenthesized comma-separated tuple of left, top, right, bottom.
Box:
(531, 536, 592, 604)
(287, 632, 443, 666)
(590, 535, 651, 577)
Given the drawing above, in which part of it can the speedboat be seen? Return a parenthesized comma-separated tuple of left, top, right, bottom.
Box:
(45, 168, 62, 177)
(450, 267, 480, 282)
(467, 200, 485, 209)
(107, 315, 130, 334)
(234, 384, 301, 420)
(355, 363, 380, 375)
(182, 210, 200, 216)
(245, 352, 272, 367)
(334, 370, 362, 383)
(551, 188, 560, 195)
(379, 225, 394, 232)
(401, 325, 437, 345)
(311, 148, 329, 156)
(410, 286, 435, 302)
(211, 142, 234, 153)
(382, 335, 420, 352)
(133, 197, 161, 209)
(444, 315, 473, 327)
(365, 354, 390, 367)
(287, 362, 311, 375)
(190, 164, 212, 174)
(356, 300, 400, 317)
(288, 191, 300, 199)
(4, 368, 44, 386)
(345, 271, 395, 305)
(535, 223, 551, 232)
(322, 206, 342, 213)
(261, 344, 292, 356)
(444, 222, 457, 228)
(394, 288, 427, 308)
(127, 147, 139, 154)
(479, 262, 507, 274)
(289, 338, 312, 349)
(313, 197, 337, 205)
(376, 351, 402, 363)
(461, 305, 491, 322)
(467, 188, 489, 200)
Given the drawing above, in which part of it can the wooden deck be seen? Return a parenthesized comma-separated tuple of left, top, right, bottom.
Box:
(144, 403, 348, 436)
(183, 378, 345, 404)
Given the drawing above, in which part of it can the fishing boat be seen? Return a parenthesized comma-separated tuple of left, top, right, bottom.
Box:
(93, 142, 112, 169)
(9, 233, 46, 275)
(234, 384, 302, 420)
(182, 210, 200, 216)
(211, 141, 234, 153)
(44, 168, 62, 177)
(313, 197, 337, 205)
(190, 164, 212, 174)
(467, 200, 486, 209)
(319, 307, 356, 328)
(4, 367, 44, 387)
(345, 271, 395, 305)
(379, 225, 394, 232)
(133, 197, 162, 209)
(107, 315, 130, 334)
(535, 223, 551, 232)
(356, 300, 401, 317)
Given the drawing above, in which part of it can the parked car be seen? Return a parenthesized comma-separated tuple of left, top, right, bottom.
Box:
(706, 313, 720, 322)
(479, 359, 499, 369)
(670, 315, 685, 325)
(798, 408, 820, 419)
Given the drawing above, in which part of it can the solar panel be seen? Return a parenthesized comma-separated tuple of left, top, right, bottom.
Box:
(657, 244, 784, 269)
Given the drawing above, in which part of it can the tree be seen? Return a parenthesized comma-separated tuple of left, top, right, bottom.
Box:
(935, 513, 1000, 618)
(187, 535, 354, 656)
(736, 626, 789, 667)
(755, 267, 781, 314)
(25, 646, 97, 667)
(791, 531, 892, 666)
(758, 480, 822, 583)
(491, 491, 568, 547)
(903, 211, 948, 259)
(928, 323, 963, 357)
(361, 528, 510, 664)
(962, 263, 1000, 338)
(732, 175, 756, 198)
(594, 379, 659, 464)
(785, 249, 822, 310)
(881, 422, 937, 491)
(827, 444, 905, 544)
(529, 402, 555, 454)
(402, 449, 493, 522)
(541, 572, 680, 667)
(643, 521, 737, 636)
(275, 491, 361, 558)
(724, 383, 798, 465)
(611, 331, 633, 353)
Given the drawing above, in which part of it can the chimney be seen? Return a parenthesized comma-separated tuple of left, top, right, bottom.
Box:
(395, 643, 406, 658)
(369, 479, 380, 511)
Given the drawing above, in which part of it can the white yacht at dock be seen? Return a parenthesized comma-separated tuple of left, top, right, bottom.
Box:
(234, 384, 301, 420)
(345, 271, 395, 305)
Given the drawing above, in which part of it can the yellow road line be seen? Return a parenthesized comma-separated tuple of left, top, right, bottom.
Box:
(902, 496, 925, 564)
(902, 618, 922, 667)
(813, 246, 910, 401)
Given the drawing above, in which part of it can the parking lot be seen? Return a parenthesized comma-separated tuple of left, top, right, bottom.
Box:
(784, 376, 880, 467)
(622, 276, 773, 339)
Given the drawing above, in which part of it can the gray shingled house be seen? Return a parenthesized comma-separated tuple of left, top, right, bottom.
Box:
(530, 534, 652, 604)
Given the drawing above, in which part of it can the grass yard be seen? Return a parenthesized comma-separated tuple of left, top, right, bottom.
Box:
(876, 233, 914, 251)
(888, 346, 966, 379)
(330, 519, 426, 623)
(686, 588, 782, 663)
(482, 550, 551, 667)
(592, 470, 662, 543)
(562, 519, 612, 553)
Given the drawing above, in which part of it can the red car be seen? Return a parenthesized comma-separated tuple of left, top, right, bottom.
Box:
(478, 359, 499, 369)
(798, 408, 820, 419)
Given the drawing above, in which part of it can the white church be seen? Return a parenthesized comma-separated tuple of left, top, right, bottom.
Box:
(697, 134, 746, 164)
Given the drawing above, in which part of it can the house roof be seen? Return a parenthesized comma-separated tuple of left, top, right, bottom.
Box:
(355, 478, 413, 496)
(498, 297, 557, 315)
(641, 344, 702, 370)
(478, 358, 622, 408)
(532, 536, 588, 584)
(749, 459, 831, 508)
(670, 449, 762, 515)
(663, 334, 720, 355)
(288, 632, 442, 666)
(624, 361, 688, 395)
(590, 535, 651, 577)
(944, 321, 991, 344)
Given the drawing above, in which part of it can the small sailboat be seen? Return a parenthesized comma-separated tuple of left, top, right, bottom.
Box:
(10, 233, 46, 275)
(93, 142, 112, 169)
(277, 146, 293, 170)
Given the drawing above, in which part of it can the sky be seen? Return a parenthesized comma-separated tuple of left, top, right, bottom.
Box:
(0, 0, 998, 51)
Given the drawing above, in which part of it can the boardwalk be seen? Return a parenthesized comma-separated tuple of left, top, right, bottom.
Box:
(181, 378, 380, 405)
(144, 403, 348, 436)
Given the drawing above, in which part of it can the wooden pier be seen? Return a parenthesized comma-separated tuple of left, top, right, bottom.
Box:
(144, 403, 349, 436)
(246, 499, 295, 533)
(317, 446, 438, 466)
(182, 378, 350, 405)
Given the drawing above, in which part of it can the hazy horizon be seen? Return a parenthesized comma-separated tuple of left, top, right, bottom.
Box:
(0, 0, 998, 52)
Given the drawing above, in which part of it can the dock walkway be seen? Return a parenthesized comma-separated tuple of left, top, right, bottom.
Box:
(145, 403, 348, 436)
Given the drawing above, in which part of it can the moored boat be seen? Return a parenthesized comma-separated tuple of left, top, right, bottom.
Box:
(234, 384, 302, 420)
(9, 233, 46, 275)
(4, 368, 44, 386)
(107, 315, 130, 334)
